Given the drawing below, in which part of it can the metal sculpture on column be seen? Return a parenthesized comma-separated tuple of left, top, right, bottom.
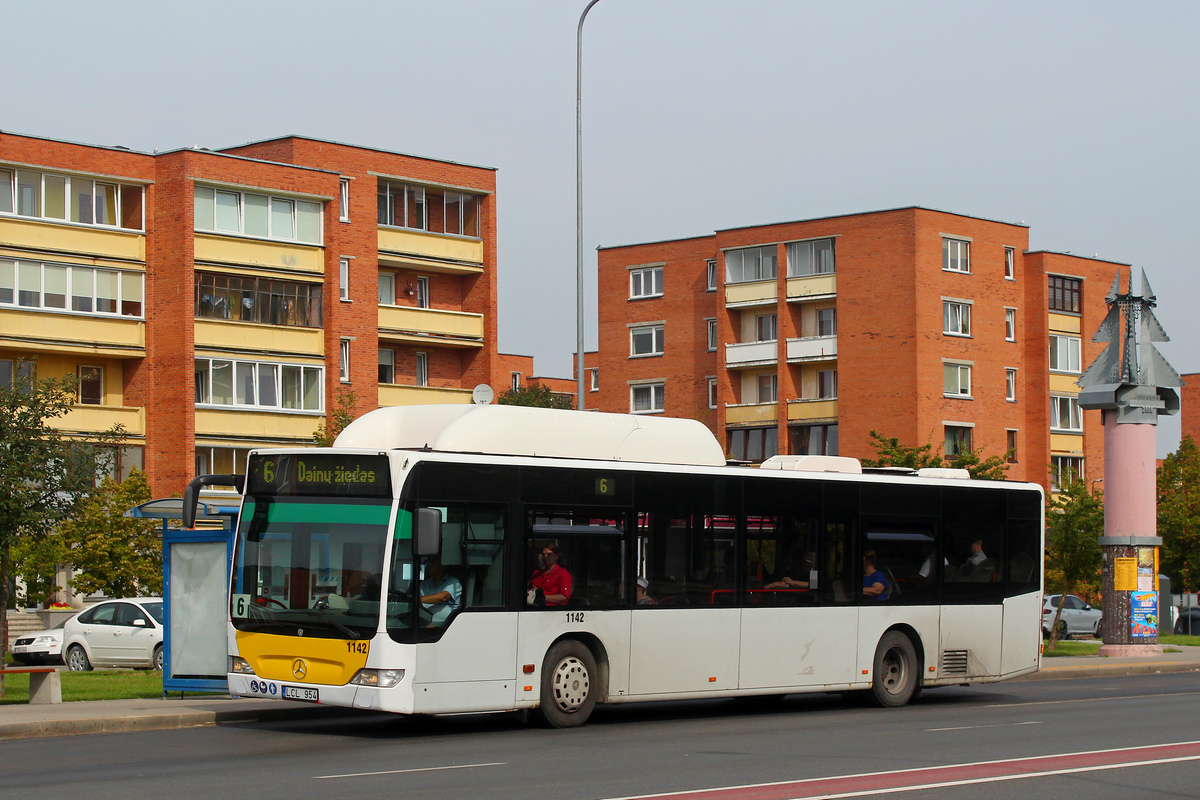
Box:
(1078, 267, 1181, 655)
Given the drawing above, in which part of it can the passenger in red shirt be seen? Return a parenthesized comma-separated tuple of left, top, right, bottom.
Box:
(528, 544, 572, 606)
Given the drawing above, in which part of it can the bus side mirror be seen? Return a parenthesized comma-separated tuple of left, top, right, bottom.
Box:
(415, 508, 442, 557)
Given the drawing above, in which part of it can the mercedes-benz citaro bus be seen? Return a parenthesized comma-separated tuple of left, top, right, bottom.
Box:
(186, 404, 1044, 728)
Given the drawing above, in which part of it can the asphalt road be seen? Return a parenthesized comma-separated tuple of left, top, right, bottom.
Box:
(3, 674, 1199, 800)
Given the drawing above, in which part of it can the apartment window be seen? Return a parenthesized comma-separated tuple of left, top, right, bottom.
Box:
(2, 259, 143, 317)
(78, 366, 103, 405)
(1005, 247, 1015, 280)
(943, 238, 970, 273)
(195, 447, 253, 482)
(377, 272, 395, 305)
(818, 369, 838, 399)
(1049, 334, 1082, 373)
(339, 178, 351, 221)
(194, 358, 322, 411)
(757, 374, 778, 403)
(416, 276, 430, 309)
(756, 314, 778, 342)
(1051, 395, 1083, 432)
(340, 339, 351, 382)
(791, 423, 838, 456)
(630, 324, 664, 357)
(943, 363, 972, 398)
(631, 383, 665, 414)
(727, 426, 777, 463)
(1049, 275, 1082, 313)
(378, 349, 395, 384)
(706, 260, 717, 291)
(1005, 308, 1016, 341)
(194, 186, 322, 244)
(1051, 456, 1085, 492)
(589, 368, 599, 392)
(725, 245, 777, 284)
(706, 318, 718, 351)
(943, 300, 971, 336)
(707, 377, 718, 409)
(1006, 430, 1018, 463)
(944, 425, 973, 457)
(630, 266, 664, 299)
(417, 352, 429, 387)
(0, 167, 143, 230)
(786, 238, 836, 277)
(195, 272, 321, 327)
(340, 259, 351, 301)
(817, 308, 837, 336)
(376, 179, 481, 237)
(1006, 368, 1017, 402)
(0, 359, 32, 391)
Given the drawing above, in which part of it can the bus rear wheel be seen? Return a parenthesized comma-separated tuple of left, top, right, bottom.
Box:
(537, 640, 598, 728)
(870, 631, 917, 708)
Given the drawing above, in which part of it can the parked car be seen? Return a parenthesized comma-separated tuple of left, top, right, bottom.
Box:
(10, 617, 72, 665)
(62, 597, 165, 671)
(1175, 607, 1200, 636)
(1042, 594, 1103, 639)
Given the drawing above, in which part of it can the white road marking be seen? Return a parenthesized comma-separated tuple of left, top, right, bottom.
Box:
(314, 761, 506, 780)
(926, 720, 1041, 732)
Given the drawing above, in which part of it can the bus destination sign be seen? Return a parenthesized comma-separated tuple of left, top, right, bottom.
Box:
(247, 453, 391, 497)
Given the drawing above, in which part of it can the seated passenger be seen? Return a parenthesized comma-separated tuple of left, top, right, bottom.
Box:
(765, 551, 811, 590)
(527, 544, 572, 606)
(419, 556, 462, 624)
(636, 577, 657, 605)
(862, 550, 889, 602)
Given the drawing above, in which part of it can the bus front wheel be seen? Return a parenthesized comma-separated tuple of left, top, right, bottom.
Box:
(537, 640, 598, 728)
(870, 631, 918, 708)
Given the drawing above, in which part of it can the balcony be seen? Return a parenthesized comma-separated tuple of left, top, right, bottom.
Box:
(0, 308, 144, 357)
(377, 228, 484, 274)
(1, 217, 145, 262)
(378, 384, 474, 407)
(194, 319, 323, 357)
(725, 402, 778, 426)
(378, 305, 484, 348)
(59, 404, 145, 436)
(787, 398, 838, 422)
(786, 335, 837, 362)
(724, 279, 777, 308)
(195, 408, 319, 443)
(786, 273, 836, 301)
(725, 340, 777, 369)
(194, 233, 323, 275)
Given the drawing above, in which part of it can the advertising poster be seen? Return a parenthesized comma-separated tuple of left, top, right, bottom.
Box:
(1131, 591, 1158, 639)
(1137, 547, 1157, 592)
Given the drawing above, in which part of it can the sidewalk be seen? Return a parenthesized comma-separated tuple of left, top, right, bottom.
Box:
(3, 647, 1199, 739)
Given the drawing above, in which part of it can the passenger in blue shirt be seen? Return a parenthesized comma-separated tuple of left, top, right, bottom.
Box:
(862, 550, 889, 602)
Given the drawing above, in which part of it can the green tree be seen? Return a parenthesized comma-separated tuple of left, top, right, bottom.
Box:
(861, 430, 1010, 480)
(59, 469, 162, 598)
(498, 382, 574, 409)
(9, 531, 68, 608)
(1158, 435, 1200, 593)
(1043, 477, 1104, 650)
(314, 388, 358, 447)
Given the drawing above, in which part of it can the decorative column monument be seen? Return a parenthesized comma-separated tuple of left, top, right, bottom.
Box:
(1078, 268, 1181, 656)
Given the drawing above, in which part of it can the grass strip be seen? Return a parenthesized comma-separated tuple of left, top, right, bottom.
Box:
(0, 670, 165, 704)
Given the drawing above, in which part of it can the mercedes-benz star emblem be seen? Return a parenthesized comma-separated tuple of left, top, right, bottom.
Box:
(292, 659, 308, 680)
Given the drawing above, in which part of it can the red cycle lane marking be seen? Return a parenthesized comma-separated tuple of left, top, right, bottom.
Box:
(608, 740, 1200, 800)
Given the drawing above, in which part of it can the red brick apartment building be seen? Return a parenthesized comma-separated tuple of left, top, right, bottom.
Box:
(1, 131, 506, 499)
(595, 207, 1119, 491)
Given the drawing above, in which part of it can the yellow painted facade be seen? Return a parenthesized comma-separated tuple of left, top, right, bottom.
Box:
(377, 305, 484, 341)
(195, 409, 320, 442)
(726, 402, 779, 425)
(1049, 373, 1082, 394)
(194, 319, 324, 358)
(787, 399, 839, 422)
(59, 405, 145, 436)
(377, 228, 484, 269)
(1050, 433, 1084, 455)
(725, 279, 777, 307)
(0, 217, 145, 262)
(378, 384, 473, 406)
(785, 274, 837, 301)
(1048, 312, 1082, 334)
(194, 233, 324, 274)
(0, 309, 144, 356)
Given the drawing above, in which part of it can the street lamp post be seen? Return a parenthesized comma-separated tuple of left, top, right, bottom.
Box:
(576, 0, 602, 411)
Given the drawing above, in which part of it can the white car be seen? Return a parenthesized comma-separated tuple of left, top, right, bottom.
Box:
(1042, 593, 1103, 639)
(11, 618, 71, 665)
(62, 597, 165, 671)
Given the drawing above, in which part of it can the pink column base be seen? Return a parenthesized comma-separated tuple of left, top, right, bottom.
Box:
(1099, 644, 1163, 658)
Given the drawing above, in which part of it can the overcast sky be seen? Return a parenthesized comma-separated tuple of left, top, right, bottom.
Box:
(6, 0, 1197, 454)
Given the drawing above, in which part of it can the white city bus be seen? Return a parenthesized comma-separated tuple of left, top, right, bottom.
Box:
(203, 404, 1043, 727)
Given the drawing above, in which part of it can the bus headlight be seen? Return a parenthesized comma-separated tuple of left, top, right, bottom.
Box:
(229, 656, 255, 674)
(349, 668, 405, 688)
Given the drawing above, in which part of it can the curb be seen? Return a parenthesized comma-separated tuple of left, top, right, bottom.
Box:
(1016, 662, 1200, 681)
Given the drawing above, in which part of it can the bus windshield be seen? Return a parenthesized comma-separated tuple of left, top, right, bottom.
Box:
(230, 496, 393, 640)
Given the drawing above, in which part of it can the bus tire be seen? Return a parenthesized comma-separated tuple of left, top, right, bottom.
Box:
(870, 631, 917, 708)
(537, 640, 598, 728)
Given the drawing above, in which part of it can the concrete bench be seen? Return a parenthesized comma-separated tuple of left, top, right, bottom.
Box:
(0, 667, 62, 703)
